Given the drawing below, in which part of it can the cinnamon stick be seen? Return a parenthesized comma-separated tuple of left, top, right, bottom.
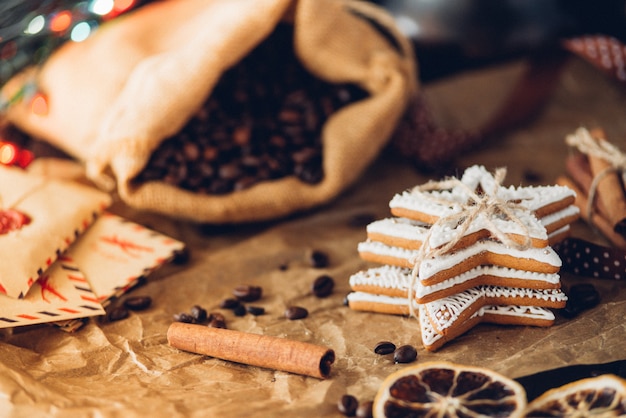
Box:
(565, 153, 612, 219)
(567, 127, 626, 236)
(556, 176, 626, 249)
(167, 322, 335, 379)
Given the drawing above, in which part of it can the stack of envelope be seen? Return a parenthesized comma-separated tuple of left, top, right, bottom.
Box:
(346, 165, 580, 351)
(0, 165, 185, 332)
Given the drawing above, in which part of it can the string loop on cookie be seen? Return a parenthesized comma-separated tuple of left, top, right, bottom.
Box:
(566, 127, 626, 224)
(407, 167, 533, 318)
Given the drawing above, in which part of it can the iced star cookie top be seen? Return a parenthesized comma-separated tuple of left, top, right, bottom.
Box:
(390, 165, 576, 223)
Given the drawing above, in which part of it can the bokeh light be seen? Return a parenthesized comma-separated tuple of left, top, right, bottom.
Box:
(114, 0, 136, 13)
(50, 10, 73, 33)
(90, 0, 114, 16)
(71, 21, 93, 42)
(25, 15, 46, 35)
(0, 143, 17, 166)
(31, 93, 49, 116)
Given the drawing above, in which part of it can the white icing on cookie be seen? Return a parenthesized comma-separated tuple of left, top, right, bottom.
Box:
(348, 265, 561, 299)
(540, 205, 580, 229)
(366, 218, 429, 242)
(357, 240, 562, 280)
(349, 265, 413, 292)
(416, 266, 561, 298)
(481, 304, 555, 320)
(390, 165, 576, 219)
(346, 291, 413, 307)
(368, 215, 548, 250)
(548, 225, 570, 240)
(418, 303, 555, 348)
(425, 285, 566, 332)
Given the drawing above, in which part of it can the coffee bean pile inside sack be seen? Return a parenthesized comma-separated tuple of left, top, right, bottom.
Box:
(132, 24, 369, 194)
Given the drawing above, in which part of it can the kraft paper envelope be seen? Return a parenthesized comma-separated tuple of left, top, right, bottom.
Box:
(66, 212, 186, 305)
(0, 166, 111, 299)
(0, 256, 104, 329)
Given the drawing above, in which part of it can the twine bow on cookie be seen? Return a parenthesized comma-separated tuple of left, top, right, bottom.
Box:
(565, 127, 626, 225)
(407, 167, 533, 318)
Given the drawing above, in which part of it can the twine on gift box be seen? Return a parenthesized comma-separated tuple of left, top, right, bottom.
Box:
(565, 127, 626, 226)
(407, 167, 532, 318)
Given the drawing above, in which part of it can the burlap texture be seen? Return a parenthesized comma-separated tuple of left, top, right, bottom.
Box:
(3, 0, 417, 223)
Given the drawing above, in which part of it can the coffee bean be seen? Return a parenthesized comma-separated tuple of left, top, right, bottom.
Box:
(233, 304, 247, 317)
(190, 305, 208, 323)
(206, 312, 227, 328)
(232, 126, 251, 145)
(123, 296, 152, 311)
(394, 345, 418, 364)
(173, 312, 195, 323)
(171, 247, 190, 265)
(312, 274, 334, 298)
(291, 147, 318, 164)
(131, 24, 368, 195)
(233, 285, 263, 302)
(561, 283, 601, 318)
(560, 302, 582, 319)
(183, 142, 200, 161)
(219, 298, 241, 309)
(295, 160, 323, 184)
(108, 306, 129, 322)
(246, 306, 265, 316)
(208, 318, 227, 329)
(356, 400, 373, 418)
(208, 312, 226, 323)
(218, 162, 243, 181)
(337, 394, 358, 416)
(569, 283, 601, 310)
(373, 341, 396, 355)
(284, 306, 308, 320)
(310, 250, 329, 268)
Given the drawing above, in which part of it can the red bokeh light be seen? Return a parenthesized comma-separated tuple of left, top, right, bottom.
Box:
(50, 10, 73, 33)
(31, 93, 49, 116)
(114, 0, 136, 13)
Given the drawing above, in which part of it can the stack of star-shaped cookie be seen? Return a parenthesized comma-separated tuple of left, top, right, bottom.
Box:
(347, 165, 580, 351)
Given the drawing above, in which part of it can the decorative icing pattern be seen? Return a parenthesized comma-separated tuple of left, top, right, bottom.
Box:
(416, 266, 561, 298)
(425, 285, 567, 332)
(419, 303, 555, 348)
(349, 265, 413, 292)
(391, 165, 576, 219)
(348, 264, 561, 298)
(358, 239, 562, 280)
(367, 215, 548, 250)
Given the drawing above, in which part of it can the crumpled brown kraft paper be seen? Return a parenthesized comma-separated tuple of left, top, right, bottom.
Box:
(1, 58, 626, 418)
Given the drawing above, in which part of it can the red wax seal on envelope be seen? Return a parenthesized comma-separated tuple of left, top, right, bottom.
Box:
(0, 209, 31, 234)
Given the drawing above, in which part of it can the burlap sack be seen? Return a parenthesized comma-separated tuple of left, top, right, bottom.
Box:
(2, 0, 417, 223)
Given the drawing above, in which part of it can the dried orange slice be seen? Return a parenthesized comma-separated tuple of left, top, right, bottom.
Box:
(373, 361, 527, 418)
(524, 374, 626, 417)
